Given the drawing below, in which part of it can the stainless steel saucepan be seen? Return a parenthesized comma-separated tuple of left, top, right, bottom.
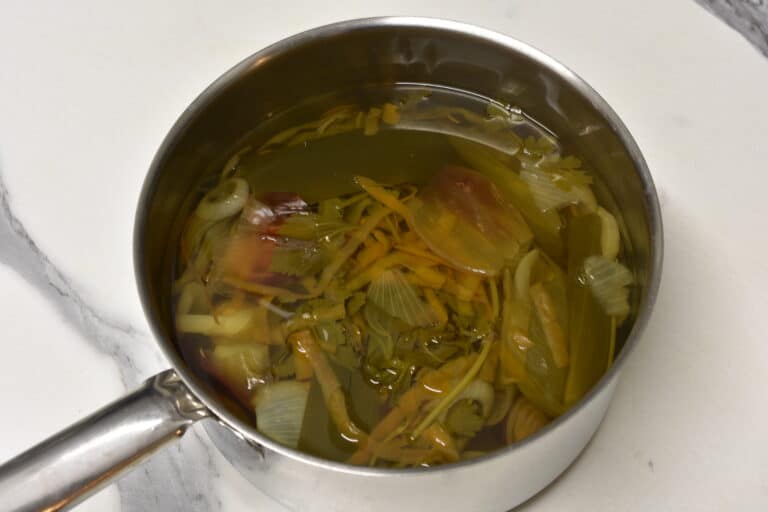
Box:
(0, 17, 662, 512)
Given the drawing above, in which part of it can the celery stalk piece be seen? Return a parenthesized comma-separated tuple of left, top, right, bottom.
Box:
(563, 214, 613, 406)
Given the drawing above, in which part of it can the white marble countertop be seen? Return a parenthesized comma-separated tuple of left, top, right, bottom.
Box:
(2, 1, 767, 510)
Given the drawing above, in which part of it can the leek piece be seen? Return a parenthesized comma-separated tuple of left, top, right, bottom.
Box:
(196, 178, 249, 221)
(254, 381, 310, 448)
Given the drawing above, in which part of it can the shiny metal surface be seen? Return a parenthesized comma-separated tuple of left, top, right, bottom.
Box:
(134, 17, 662, 511)
(0, 17, 662, 512)
(0, 370, 208, 511)
(204, 375, 620, 512)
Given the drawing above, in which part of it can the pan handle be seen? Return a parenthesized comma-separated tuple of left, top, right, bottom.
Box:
(0, 369, 209, 511)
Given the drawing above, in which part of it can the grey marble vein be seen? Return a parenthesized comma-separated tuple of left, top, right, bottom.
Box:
(0, 164, 221, 512)
(696, 0, 768, 57)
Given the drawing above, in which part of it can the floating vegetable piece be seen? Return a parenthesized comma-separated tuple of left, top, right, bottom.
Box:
(564, 214, 614, 406)
(478, 339, 500, 383)
(418, 423, 460, 462)
(440, 379, 495, 437)
(293, 348, 314, 381)
(411, 335, 494, 440)
(345, 251, 437, 292)
(239, 197, 276, 229)
(499, 267, 532, 385)
(268, 239, 327, 277)
(499, 256, 569, 415)
(520, 161, 596, 213)
(444, 400, 485, 438)
(176, 281, 209, 316)
(505, 397, 549, 443)
(515, 249, 539, 300)
(348, 355, 476, 465)
(596, 207, 620, 260)
(175, 308, 255, 337)
(409, 199, 498, 275)
(363, 107, 382, 136)
(529, 282, 569, 368)
(196, 178, 249, 221)
(353, 236, 391, 273)
(521, 166, 580, 212)
(248, 202, 347, 244)
(216, 231, 276, 282)
(209, 305, 275, 345)
(424, 288, 448, 326)
(367, 269, 435, 327)
(354, 176, 412, 220)
(450, 138, 564, 260)
(274, 214, 318, 240)
(486, 385, 518, 426)
(283, 301, 346, 335)
(314, 207, 391, 294)
(300, 360, 382, 460)
(381, 103, 401, 125)
(518, 281, 569, 416)
(364, 303, 399, 364)
(583, 255, 633, 318)
(455, 272, 483, 302)
(213, 193, 321, 296)
(255, 381, 310, 448)
(289, 330, 367, 444)
(204, 343, 270, 402)
(409, 166, 532, 276)
(271, 346, 296, 379)
(346, 292, 366, 316)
